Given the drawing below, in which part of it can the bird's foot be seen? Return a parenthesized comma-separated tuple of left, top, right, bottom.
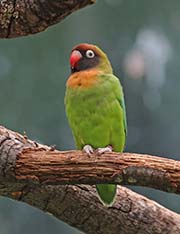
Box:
(96, 145, 113, 155)
(83, 145, 94, 156)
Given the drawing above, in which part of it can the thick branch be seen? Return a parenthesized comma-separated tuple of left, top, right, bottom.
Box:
(0, 0, 95, 38)
(15, 150, 180, 194)
(1, 184, 180, 234)
(0, 125, 180, 234)
(0, 126, 179, 193)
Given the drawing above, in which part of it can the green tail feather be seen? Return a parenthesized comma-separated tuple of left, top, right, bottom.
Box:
(96, 184, 117, 206)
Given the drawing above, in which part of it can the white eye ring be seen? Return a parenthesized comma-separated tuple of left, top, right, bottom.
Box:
(86, 50, 95, 58)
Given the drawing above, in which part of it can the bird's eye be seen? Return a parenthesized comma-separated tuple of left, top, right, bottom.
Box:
(86, 50, 95, 58)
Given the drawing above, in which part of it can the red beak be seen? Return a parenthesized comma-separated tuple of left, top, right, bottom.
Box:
(70, 50, 82, 69)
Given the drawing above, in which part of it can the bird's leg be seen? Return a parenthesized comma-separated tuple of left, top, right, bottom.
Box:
(83, 145, 94, 156)
(96, 145, 113, 155)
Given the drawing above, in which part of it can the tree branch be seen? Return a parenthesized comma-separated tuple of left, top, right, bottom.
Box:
(0, 0, 95, 38)
(0, 125, 180, 234)
(0, 125, 179, 193)
(15, 150, 179, 194)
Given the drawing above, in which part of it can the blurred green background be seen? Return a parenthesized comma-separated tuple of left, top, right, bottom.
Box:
(0, 0, 180, 233)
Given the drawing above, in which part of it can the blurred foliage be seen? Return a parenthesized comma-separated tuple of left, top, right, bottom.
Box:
(0, 0, 180, 233)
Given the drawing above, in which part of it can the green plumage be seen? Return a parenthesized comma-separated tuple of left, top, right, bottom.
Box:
(65, 44, 127, 206)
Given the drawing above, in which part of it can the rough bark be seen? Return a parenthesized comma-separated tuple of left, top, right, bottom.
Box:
(14, 149, 180, 194)
(0, 125, 179, 193)
(1, 184, 180, 234)
(0, 0, 95, 38)
(0, 125, 180, 234)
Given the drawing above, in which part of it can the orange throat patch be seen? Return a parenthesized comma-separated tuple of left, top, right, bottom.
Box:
(67, 69, 102, 89)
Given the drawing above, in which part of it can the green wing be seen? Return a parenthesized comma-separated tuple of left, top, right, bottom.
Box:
(119, 95, 127, 136)
(95, 73, 127, 206)
(105, 73, 127, 136)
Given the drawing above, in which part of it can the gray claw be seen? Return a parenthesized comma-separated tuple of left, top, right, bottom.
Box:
(83, 145, 94, 156)
(96, 146, 112, 155)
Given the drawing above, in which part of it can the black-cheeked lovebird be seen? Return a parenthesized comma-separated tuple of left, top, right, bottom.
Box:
(65, 43, 127, 206)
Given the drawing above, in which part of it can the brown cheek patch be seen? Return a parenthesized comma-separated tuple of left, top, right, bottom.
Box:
(67, 69, 101, 89)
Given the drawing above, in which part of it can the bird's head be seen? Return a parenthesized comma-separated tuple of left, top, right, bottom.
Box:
(69, 43, 112, 74)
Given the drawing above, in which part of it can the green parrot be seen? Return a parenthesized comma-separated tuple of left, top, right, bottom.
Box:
(65, 43, 127, 206)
